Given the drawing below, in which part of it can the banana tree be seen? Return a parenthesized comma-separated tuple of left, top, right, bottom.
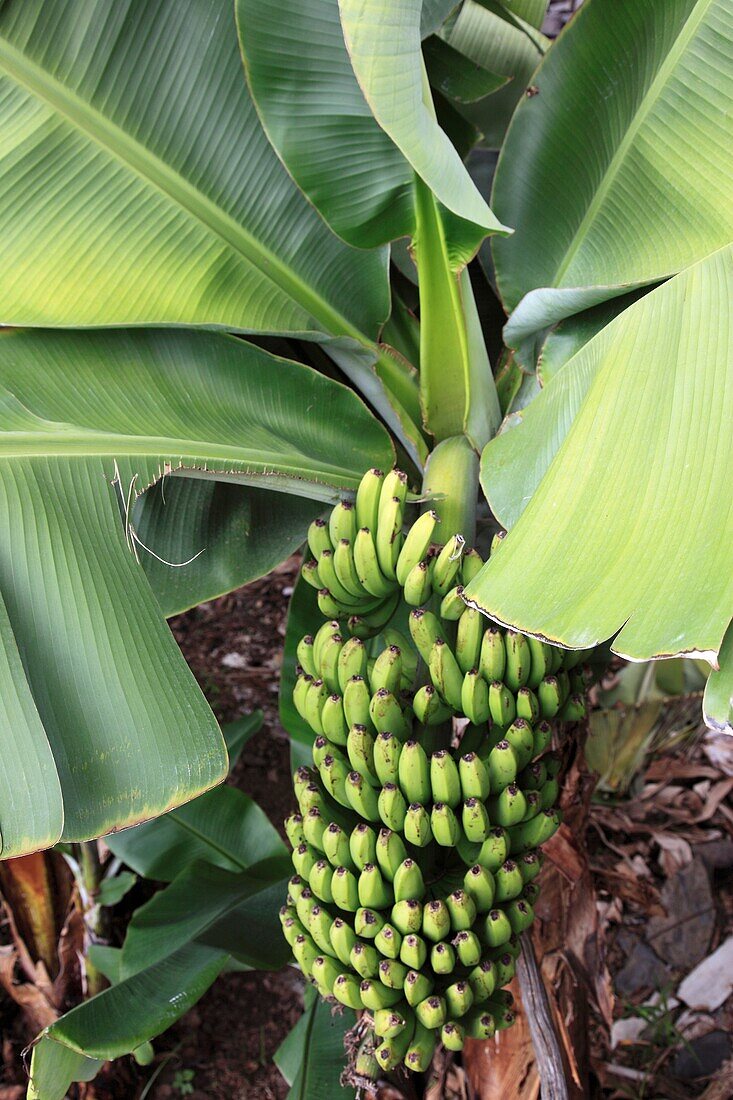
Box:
(0, 0, 729, 1093)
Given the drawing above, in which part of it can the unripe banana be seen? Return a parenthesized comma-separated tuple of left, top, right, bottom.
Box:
(300, 559, 322, 590)
(431, 802, 461, 847)
(559, 692, 587, 721)
(402, 559, 433, 606)
(292, 843, 318, 878)
(355, 907, 386, 940)
(296, 636, 317, 678)
(318, 551, 360, 607)
(415, 994, 447, 1030)
(337, 636, 368, 692)
(375, 827, 408, 881)
(319, 753, 351, 807)
(397, 740, 431, 804)
(463, 864, 495, 912)
(404, 1020, 436, 1073)
(329, 499, 357, 546)
(288, 874, 306, 902)
(494, 860, 524, 903)
(333, 537, 364, 599)
(392, 899, 423, 935)
(333, 972, 364, 1009)
(331, 866, 360, 912)
(379, 957, 409, 990)
(312, 620, 341, 668)
(483, 907, 513, 948)
(346, 724, 379, 786)
(374, 732, 401, 786)
(317, 588, 345, 619)
(355, 468, 384, 533)
(516, 686, 540, 724)
(454, 929, 482, 967)
(445, 980, 474, 1019)
(374, 1022, 414, 1070)
(440, 585, 466, 621)
(441, 1021, 465, 1051)
(428, 639, 464, 710)
(494, 951, 516, 988)
(462, 797, 491, 843)
(302, 806, 327, 849)
(464, 1008, 496, 1040)
(378, 783, 408, 832)
(358, 862, 392, 909)
(379, 467, 408, 513)
(396, 509, 438, 585)
(445, 889, 478, 931)
(320, 693, 349, 746)
(507, 808, 561, 854)
(311, 954, 343, 995)
(525, 636, 553, 688)
(375, 495, 404, 581)
(349, 823, 378, 870)
(468, 959, 497, 1003)
(412, 684, 454, 725)
(487, 783, 527, 828)
(360, 978, 403, 1010)
(308, 905, 337, 956)
(461, 547, 484, 585)
(323, 823, 353, 870)
(404, 969, 434, 1007)
(504, 631, 531, 691)
(533, 720, 553, 756)
(477, 828, 509, 872)
(488, 680, 516, 727)
(351, 940, 380, 979)
(292, 932, 320, 973)
(538, 675, 563, 718)
(346, 767, 381, 821)
(461, 669, 491, 724)
(329, 917, 357, 966)
(309, 859, 335, 904)
(374, 1005, 411, 1038)
(504, 718, 535, 771)
(430, 750, 462, 807)
(523, 791, 542, 821)
(422, 899, 451, 943)
(539, 776, 559, 810)
(519, 760, 546, 792)
(308, 517, 332, 560)
(459, 752, 491, 800)
(408, 608, 443, 664)
(371, 645, 404, 695)
(369, 689, 411, 740)
(303, 678, 329, 735)
(400, 933, 427, 970)
(293, 673, 313, 720)
(353, 527, 394, 598)
(375, 923, 402, 960)
(506, 897, 535, 933)
(518, 850, 542, 884)
(456, 608, 483, 675)
(480, 629, 506, 683)
(282, 915, 307, 948)
(432, 535, 464, 596)
(383, 629, 419, 685)
(393, 858, 425, 903)
(343, 676, 374, 730)
(284, 812, 305, 849)
(487, 740, 518, 792)
(403, 802, 432, 847)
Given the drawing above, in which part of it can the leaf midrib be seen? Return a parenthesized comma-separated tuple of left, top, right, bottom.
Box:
(553, 0, 714, 285)
(0, 35, 368, 348)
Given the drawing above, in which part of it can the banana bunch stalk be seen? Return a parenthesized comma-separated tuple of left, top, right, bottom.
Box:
(283, 468, 589, 1079)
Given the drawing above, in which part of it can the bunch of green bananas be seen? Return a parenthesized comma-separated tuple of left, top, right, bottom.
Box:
(282, 468, 587, 1076)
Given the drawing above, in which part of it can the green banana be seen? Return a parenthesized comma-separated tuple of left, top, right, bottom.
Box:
(430, 750, 462, 807)
(523, 791, 542, 821)
(311, 954, 343, 995)
(329, 499, 357, 546)
(370, 644, 404, 695)
(304, 678, 328, 735)
(378, 782, 408, 832)
(477, 829, 508, 873)
(346, 724, 379, 786)
(312, 620, 340, 668)
(383, 629, 419, 685)
(331, 866, 359, 912)
(461, 547, 484, 585)
(369, 689, 411, 740)
(323, 823, 353, 870)
(494, 860, 524, 903)
(456, 607, 483, 674)
(360, 977, 403, 1010)
(302, 807, 327, 849)
(445, 980, 474, 1019)
(468, 959, 496, 1003)
(284, 812, 305, 849)
(504, 631, 531, 691)
(480, 629, 506, 683)
(292, 673, 313, 720)
(391, 899, 423, 935)
(308, 905, 337, 956)
(440, 584, 466, 621)
(490, 529, 506, 556)
(353, 527, 394, 598)
(404, 969, 434, 1007)
(526, 636, 553, 688)
(422, 899, 451, 943)
(393, 858, 425, 903)
(463, 864, 495, 912)
(350, 941, 380, 979)
(462, 797, 491, 843)
(431, 802, 461, 847)
(559, 692, 587, 721)
(400, 933, 427, 970)
(494, 952, 516, 988)
(506, 897, 535, 933)
(507, 808, 561, 854)
(319, 752, 351, 807)
(374, 1022, 414, 1071)
(379, 466, 408, 513)
(333, 972, 364, 1009)
(402, 559, 433, 606)
(488, 680, 516, 727)
(397, 740, 431, 804)
(287, 875, 306, 903)
(318, 550, 361, 607)
(504, 718, 535, 771)
(533, 720, 553, 756)
(519, 760, 546, 791)
(415, 994, 447, 1030)
(342, 676, 373, 730)
(329, 918, 357, 966)
(374, 732, 402, 786)
(300, 559, 322, 590)
(403, 802, 432, 847)
(441, 1021, 465, 1051)
(337, 636, 368, 692)
(404, 1020, 436, 1073)
(464, 1009, 496, 1040)
(461, 669, 491, 724)
(408, 608, 443, 664)
(487, 739, 518, 792)
(309, 859, 334, 902)
(538, 675, 563, 718)
(454, 930, 482, 967)
(346, 770, 380, 820)
(358, 862, 393, 908)
(396, 509, 438, 585)
(378, 957, 409, 990)
(355, 468, 384, 533)
(375, 494, 404, 581)
(539, 777, 559, 810)
(292, 932, 319, 973)
(432, 535, 464, 596)
(375, 827, 408, 881)
(428, 639, 464, 710)
(292, 843, 317, 879)
(296, 635, 317, 678)
(320, 693, 348, 746)
(516, 686, 540, 724)
(412, 684, 454, 725)
(487, 784, 527, 828)
(375, 923, 402, 960)
(349, 823, 378, 870)
(445, 889, 477, 931)
(518, 851, 542, 883)
(355, 907, 386, 940)
(459, 752, 491, 800)
(282, 915, 307, 948)
(483, 908, 513, 948)
(374, 1005, 411, 1038)
(333, 537, 364, 599)
(308, 517, 332, 560)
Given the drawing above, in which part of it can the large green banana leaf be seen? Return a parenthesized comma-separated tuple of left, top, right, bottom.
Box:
(465, 247, 733, 729)
(275, 985, 357, 1099)
(492, 0, 733, 352)
(0, 327, 392, 856)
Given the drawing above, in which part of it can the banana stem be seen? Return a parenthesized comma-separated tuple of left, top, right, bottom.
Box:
(73, 840, 107, 998)
(422, 436, 479, 547)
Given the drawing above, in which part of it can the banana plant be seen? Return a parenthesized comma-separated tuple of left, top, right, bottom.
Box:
(0, 0, 730, 1087)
